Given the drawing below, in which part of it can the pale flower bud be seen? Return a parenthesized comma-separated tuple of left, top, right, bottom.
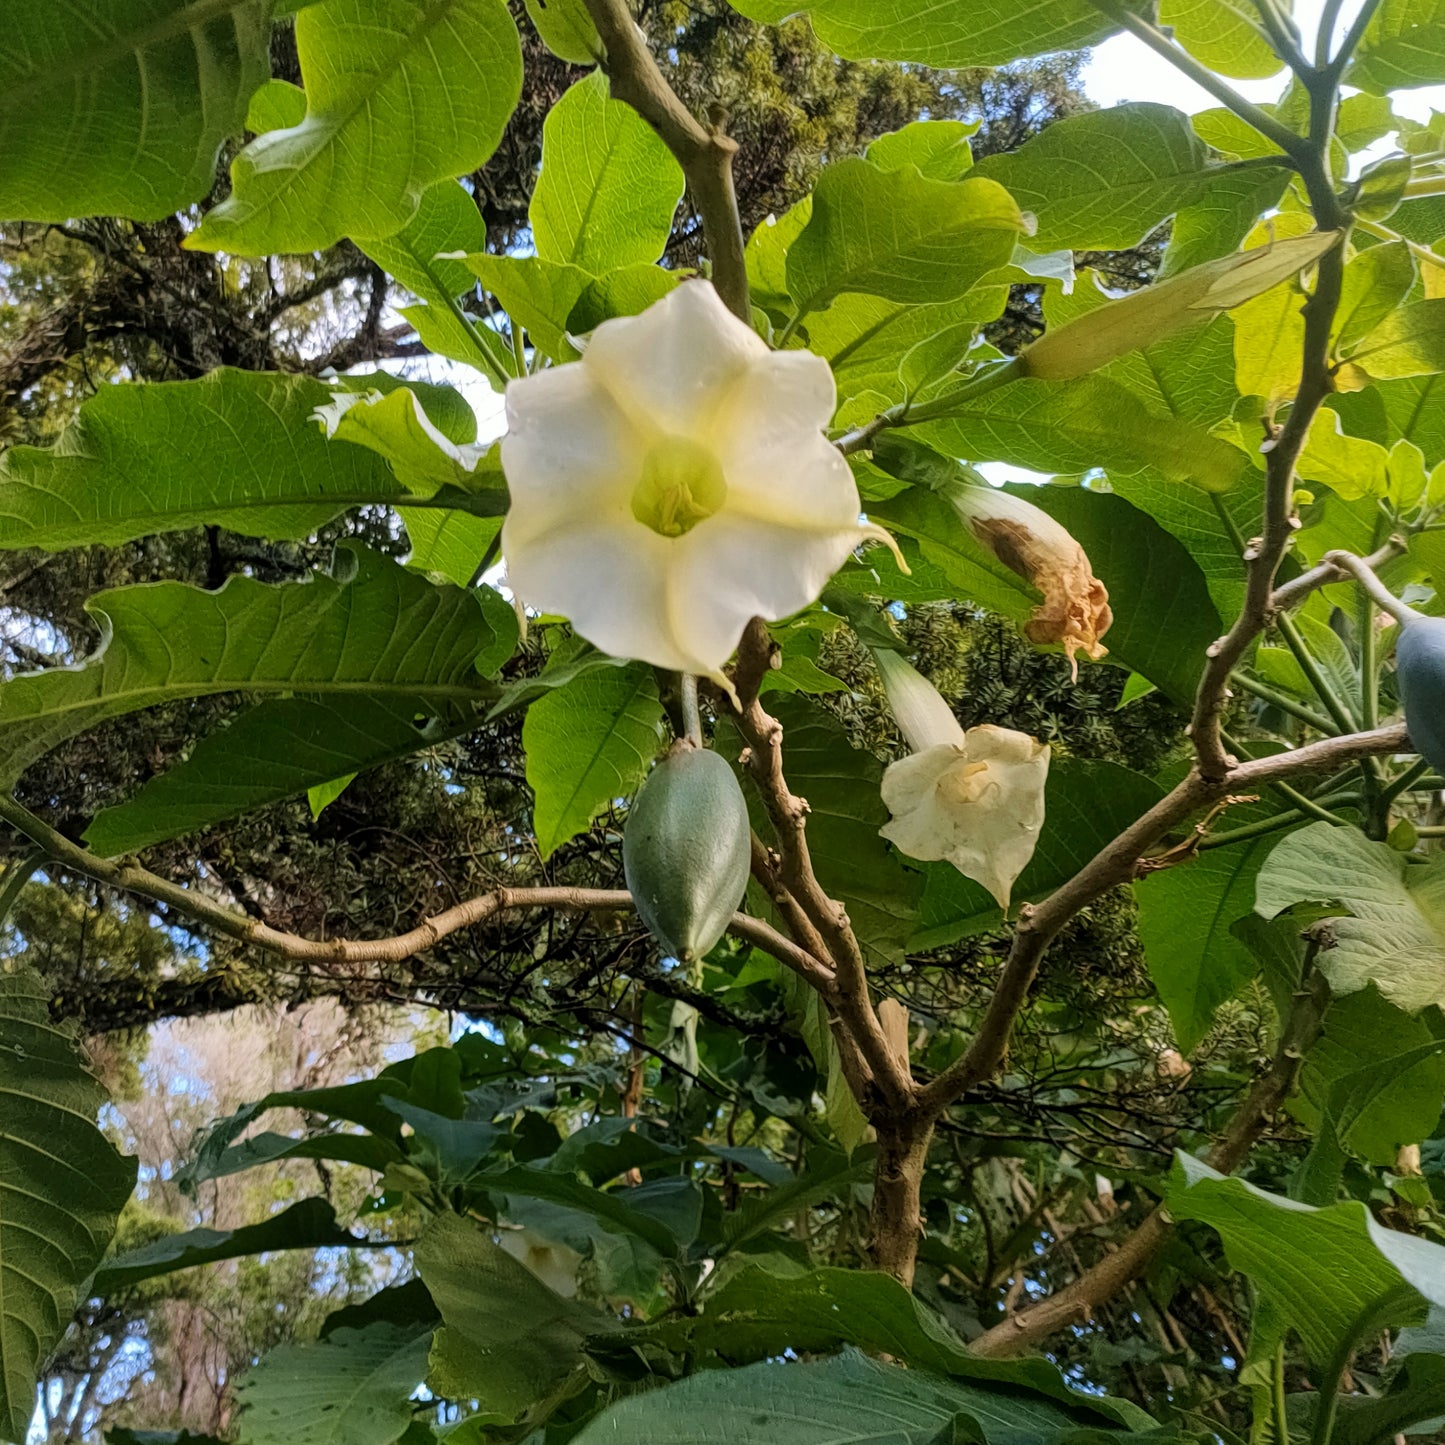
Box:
(874, 651, 1049, 909)
(945, 482, 1112, 680)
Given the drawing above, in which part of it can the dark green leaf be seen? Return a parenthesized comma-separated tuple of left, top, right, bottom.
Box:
(94, 1199, 359, 1293)
(0, 0, 271, 222)
(0, 546, 501, 789)
(0, 968, 136, 1441)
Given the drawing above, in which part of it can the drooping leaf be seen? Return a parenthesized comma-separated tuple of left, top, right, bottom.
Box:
(0, 0, 272, 222)
(522, 662, 663, 859)
(1256, 821, 1445, 1013)
(0, 968, 137, 1442)
(94, 1199, 358, 1294)
(530, 71, 683, 272)
(912, 760, 1165, 949)
(724, 0, 1127, 67)
(414, 1213, 614, 1416)
(0, 545, 501, 788)
(1158, 0, 1281, 78)
(784, 158, 1026, 317)
(0, 370, 478, 552)
(189, 0, 523, 254)
(234, 1321, 431, 1445)
(1293, 985, 1445, 1167)
(1136, 829, 1279, 1054)
(359, 181, 515, 377)
(972, 103, 1217, 251)
(84, 693, 506, 856)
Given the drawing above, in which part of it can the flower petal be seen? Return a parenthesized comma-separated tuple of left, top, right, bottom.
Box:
(678, 512, 871, 667)
(583, 281, 768, 437)
(879, 728, 1049, 909)
(501, 363, 640, 548)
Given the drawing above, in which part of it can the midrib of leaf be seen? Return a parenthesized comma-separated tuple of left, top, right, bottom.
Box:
(9, 0, 265, 103)
(234, 0, 473, 212)
(565, 120, 625, 266)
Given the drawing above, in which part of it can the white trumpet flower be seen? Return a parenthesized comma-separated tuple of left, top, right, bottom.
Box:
(875, 650, 1049, 909)
(500, 281, 896, 690)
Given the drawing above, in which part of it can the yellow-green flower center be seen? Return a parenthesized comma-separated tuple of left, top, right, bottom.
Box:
(632, 435, 727, 538)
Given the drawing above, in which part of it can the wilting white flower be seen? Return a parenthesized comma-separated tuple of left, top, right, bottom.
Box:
(875, 650, 1049, 909)
(946, 482, 1111, 680)
(500, 281, 896, 689)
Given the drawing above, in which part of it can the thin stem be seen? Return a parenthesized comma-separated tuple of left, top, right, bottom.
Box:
(1231, 670, 1340, 733)
(678, 672, 703, 747)
(1249, 0, 1313, 81)
(1198, 793, 1357, 849)
(582, 0, 749, 321)
(1273, 1340, 1291, 1445)
(1270, 779, 1356, 824)
(1383, 757, 1435, 803)
(1090, 0, 1308, 158)
(1315, 0, 1349, 67)
(1325, 549, 1421, 624)
(1325, 0, 1385, 80)
(1275, 610, 1360, 732)
(444, 295, 512, 390)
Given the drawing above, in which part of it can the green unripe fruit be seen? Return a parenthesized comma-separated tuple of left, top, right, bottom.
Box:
(623, 746, 751, 962)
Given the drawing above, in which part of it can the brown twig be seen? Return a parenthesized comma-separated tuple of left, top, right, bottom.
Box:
(968, 967, 1329, 1357)
(581, 0, 749, 321)
(0, 795, 831, 990)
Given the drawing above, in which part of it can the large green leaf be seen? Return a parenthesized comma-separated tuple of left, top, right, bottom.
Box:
(912, 760, 1165, 949)
(724, 694, 923, 968)
(612, 1262, 1155, 1428)
(189, 0, 522, 254)
(235, 1320, 430, 1445)
(84, 694, 500, 856)
(973, 104, 1217, 251)
(1348, 0, 1445, 91)
(0, 370, 488, 552)
(530, 71, 683, 271)
(0, 0, 272, 222)
(725, 0, 1126, 67)
(785, 158, 1026, 317)
(0, 968, 136, 1441)
(94, 1199, 357, 1293)
(522, 661, 663, 859)
(912, 373, 1248, 496)
(0, 545, 501, 788)
(1136, 830, 1277, 1053)
(1293, 986, 1445, 1166)
(414, 1212, 613, 1416)
(573, 1348, 1138, 1445)
(1256, 821, 1445, 1013)
(1168, 1154, 1445, 1371)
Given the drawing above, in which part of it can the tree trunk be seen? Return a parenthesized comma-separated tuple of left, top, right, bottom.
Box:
(869, 1113, 935, 1288)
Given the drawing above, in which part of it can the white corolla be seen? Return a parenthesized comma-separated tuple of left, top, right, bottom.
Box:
(874, 649, 1049, 910)
(500, 281, 895, 690)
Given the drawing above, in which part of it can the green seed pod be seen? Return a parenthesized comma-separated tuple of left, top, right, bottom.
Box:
(623, 746, 751, 962)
